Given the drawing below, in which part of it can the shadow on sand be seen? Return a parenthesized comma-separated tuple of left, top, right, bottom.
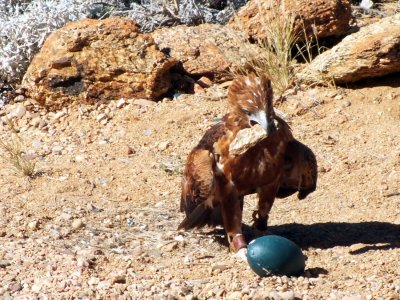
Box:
(209, 221, 400, 255)
(269, 221, 400, 254)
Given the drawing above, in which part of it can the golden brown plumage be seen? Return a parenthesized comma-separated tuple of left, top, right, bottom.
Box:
(178, 73, 317, 252)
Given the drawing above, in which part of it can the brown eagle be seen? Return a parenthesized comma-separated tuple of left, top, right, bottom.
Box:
(178, 73, 317, 254)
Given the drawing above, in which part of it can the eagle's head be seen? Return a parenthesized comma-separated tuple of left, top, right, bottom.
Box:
(228, 73, 276, 134)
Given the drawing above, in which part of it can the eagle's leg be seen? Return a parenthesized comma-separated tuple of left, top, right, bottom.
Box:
(253, 184, 279, 232)
(220, 193, 247, 252)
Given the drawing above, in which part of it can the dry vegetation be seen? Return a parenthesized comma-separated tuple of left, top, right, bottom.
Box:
(0, 120, 36, 177)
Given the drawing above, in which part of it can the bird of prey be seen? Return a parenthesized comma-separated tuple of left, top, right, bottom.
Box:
(178, 73, 317, 254)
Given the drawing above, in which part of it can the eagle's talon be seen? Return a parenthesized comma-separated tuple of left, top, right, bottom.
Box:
(229, 234, 247, 253)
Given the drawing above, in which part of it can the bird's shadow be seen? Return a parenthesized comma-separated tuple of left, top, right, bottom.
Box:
(209, 221, 400, 255)
(269, 221, 400, 254)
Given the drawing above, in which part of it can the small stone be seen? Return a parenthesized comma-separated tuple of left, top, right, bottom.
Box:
(27, 220, 39, 231)
(60, 213, 72, 221)
(38, 119, 47, 129)
(98, 280, 112, 290)
(96, 113, 107, 122)
(143, 129, 152, 136)
(162, 242, 178, 252)
(8, 281, 22, 292)
(75, 155, 86, 162)
(334, 95, 343, 100)
(194, 83, 205, 94)
(338, 115, 348, 124)
(51, 145, 64, 154)
(71, 219, 84, 230)
(341, 100, 351, 107)
(32, 140, 42, 147)
(31, 283, 42, 293)
(349, 243, 367, 252)
(2, 292, 12, 300)
(226, 291, 242, 300)
(279, 290, 295, 300)
(88, 277, 100, 285)
(197, 76, 213, 88)
(158, 141, 170, 151)
(269, 290, 279, 300)
(116, 98, 126, 108)
(14, 95, 25, 102)
(229, 124, 267, 155)
(127, 146, 135, 155)
(12, 105, 26, 118)
(133, 99, 155, 107)
(0, 260, 11, 268)
(52, 111, 66, 122)
(360, 0, 373, 9)
(103, 218, 113, 228)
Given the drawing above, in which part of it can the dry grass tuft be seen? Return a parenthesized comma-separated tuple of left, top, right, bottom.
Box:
(229, 0, 334, 97)
(230, 0, 298, 98)
(0, 120, 36, 177)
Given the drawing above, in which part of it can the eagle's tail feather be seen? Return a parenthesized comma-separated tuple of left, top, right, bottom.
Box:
(178, 203, 222, 230)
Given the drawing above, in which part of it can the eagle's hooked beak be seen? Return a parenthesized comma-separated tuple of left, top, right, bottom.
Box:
(249, 111, 276, 135)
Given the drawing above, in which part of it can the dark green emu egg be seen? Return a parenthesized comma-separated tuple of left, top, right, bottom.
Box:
(247, 235, 305, 277)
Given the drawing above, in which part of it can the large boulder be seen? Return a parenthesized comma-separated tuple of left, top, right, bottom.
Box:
(229, 0, 352, 41)
(151, 24, 262, 82)
(22, 17, 177, 109)
(298, 14, 400, 84)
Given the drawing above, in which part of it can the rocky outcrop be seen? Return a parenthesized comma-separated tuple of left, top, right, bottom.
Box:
(152, 24, 262, 82)
(298, 14, 400, 84)
(229, 0, 352, 41)
(22, 17, 177, 109)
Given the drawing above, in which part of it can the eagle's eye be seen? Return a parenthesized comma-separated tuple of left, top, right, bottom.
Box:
(243, 109, 251, 116)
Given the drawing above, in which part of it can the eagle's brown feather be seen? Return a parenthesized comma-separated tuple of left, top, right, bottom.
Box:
(277, 140, 318, 200)
(179, 73, 317, 252)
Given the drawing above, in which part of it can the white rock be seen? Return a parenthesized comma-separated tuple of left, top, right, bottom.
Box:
(229, 124, 267, 156)
(360, 0, 373, 9)
(71, 219, 84, 230)
(116, 98, 126, 108)
(279, 290, 295, 300)
(97, 280, 112, 290)
(27, 220, 39, 231)
(51, 145, 64, 154)
(32, 140, 42, 147)
(96, 113, 107, 122)
(226, 291, 242, 300)
(52, 111, 66, 122)
(31, 283, 42, 293)
(14, 95, 25, 102)
(158, 141, 170, 151)
(75, 155, 86, 162)
(88, 277, 100, 285)
(12, 105, 26, 119)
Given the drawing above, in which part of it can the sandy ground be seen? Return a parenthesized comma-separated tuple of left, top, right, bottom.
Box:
(0, 70, 399, 299)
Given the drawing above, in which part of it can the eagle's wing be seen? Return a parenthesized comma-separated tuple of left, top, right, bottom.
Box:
(276, 139, 318, 200)
(178, 123, 227, 230)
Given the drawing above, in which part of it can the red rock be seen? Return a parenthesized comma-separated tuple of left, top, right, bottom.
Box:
(152, 24, 263, 82)
(22, 17, 177, 110)
(229, 0, 351, 41)
(299, 14, 400, 84)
